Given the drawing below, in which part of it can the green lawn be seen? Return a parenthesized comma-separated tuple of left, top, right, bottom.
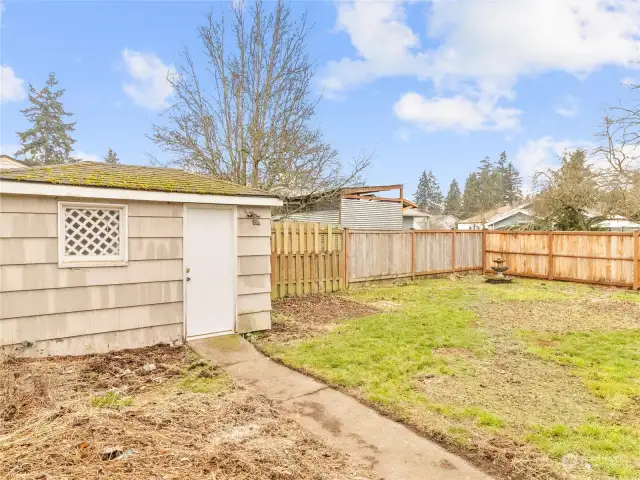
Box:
(253, 277, 640, 479)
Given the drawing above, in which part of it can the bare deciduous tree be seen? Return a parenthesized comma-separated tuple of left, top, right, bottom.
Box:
(595, 98, 640, 220)
(149, 0, 370, 200)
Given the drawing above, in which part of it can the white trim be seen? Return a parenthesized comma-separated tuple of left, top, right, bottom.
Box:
(1, 180, 283, 207)
(186, 330, 235, 341)
(182, 204, 187, 342)
(57, 201, 129, 268)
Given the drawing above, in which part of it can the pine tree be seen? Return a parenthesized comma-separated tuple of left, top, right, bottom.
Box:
(414, 171, 429, 210)
(16, 73, 77, 165)
(414, 170, 443, 213)
(461, 173, 483, 218)
(443, 179, 462, 216)
(494, 151, 508, 203)
(425, 170, 444, 213)
(477, 156, 502, 210)
(503, 161, 523, 206)
(104, 148, 120, 164)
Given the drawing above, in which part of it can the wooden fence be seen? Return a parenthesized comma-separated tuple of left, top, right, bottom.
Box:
(347, 230, 484, 283)
(270, 223, 345, 298)
(485, 231, 640, 289)
(270, 224, 640, 297)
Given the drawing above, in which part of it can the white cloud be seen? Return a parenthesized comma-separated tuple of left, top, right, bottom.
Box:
(121, 49, 175, 110)
(426, 0, 640, 85)
(555, 95, 579, 118)
(0, 65, 26, 102)
(393, 91, 520, 132)
(322, 0, 640, 132)
(514, 136, 586, 188)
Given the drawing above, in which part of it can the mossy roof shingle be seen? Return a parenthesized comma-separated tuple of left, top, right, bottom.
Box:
(0, 161, 276, 197)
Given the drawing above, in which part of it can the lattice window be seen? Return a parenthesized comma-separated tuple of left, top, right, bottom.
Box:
(58, 202, 128, 267)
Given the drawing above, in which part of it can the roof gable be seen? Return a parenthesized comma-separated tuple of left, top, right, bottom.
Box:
(0, 161, 276, 198)
(460, 203, 532, 224)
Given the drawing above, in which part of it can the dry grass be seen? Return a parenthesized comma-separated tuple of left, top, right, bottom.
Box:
(0, 345, 377, 480)
(473, 297, 640, 333)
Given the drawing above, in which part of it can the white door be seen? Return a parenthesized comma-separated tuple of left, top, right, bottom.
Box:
(184, 206, 236, 338)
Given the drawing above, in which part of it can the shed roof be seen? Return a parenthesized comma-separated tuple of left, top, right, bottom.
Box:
(0, 161, 277, 198)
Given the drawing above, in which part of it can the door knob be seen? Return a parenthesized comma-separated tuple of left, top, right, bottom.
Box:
(186, 277, 191, 282)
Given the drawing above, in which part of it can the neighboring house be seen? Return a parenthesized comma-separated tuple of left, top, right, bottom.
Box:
(282, 184, 411, 230)
(458, 203, 534, 230)
(0, 155, 29, 170)
(402, 210, 459, 230)
(429, 214, 459, 230)
(0, 161, 282, 357)
(402, 208, 430, 230)
(592, 216, 640, 231)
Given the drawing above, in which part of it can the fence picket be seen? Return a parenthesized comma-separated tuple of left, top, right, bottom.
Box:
(271, 224, 639, 296)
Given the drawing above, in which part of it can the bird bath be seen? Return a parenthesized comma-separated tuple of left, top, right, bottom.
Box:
(486, 257, 513, 284)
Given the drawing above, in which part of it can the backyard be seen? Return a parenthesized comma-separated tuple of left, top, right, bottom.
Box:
(0, 345, 376, 480)
(253, 277, 640, 480)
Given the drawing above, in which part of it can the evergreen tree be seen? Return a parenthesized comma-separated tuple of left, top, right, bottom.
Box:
(443, 179, 462, 216)
(414, 170, 443, 213)
(414, 171, 429, 209)
(494, 151, 508, 202)
(477, 156, 502, 210)
(503, 161, 523, 206)
(493, 151, 523, 206)
(16, 73, 77, 165)
(461, 172, 483, 218)
(104, 148, 120, 164)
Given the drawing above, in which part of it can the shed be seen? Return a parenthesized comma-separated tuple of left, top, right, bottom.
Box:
(0, 161, 282, 357)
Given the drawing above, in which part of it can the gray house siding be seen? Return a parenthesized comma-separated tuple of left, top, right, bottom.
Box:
(284, 210, 340, 225)
(340, 198, 402, 230)
(492, 212, 533, 229)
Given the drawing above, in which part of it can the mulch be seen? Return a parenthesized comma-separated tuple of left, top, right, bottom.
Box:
(0, 345, 378, 480)
(265, 295, 379, 343)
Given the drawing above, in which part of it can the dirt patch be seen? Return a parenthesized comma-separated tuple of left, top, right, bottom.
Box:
(474, 298, 640, 333)
(433, 347, 476, 358)
(263, 294, 378, 343)
(0, 345, 377, 480)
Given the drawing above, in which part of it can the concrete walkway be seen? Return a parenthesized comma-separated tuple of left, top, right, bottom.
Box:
(190, 335, 492, 480)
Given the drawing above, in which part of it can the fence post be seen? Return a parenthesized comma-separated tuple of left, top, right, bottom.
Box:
(547, 232, 554, 281)
(481, 230, 486, 274)
(451, 230, 457, 274)
(634, 231, 639, 291)
(344, 228, 349, 289)
(411, 231, 416, 281)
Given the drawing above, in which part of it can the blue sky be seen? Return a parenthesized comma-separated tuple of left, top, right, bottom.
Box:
(1, 0, 639, 197)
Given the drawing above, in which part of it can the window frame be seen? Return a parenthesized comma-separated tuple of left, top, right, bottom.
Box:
(58, 201, 128, 268)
